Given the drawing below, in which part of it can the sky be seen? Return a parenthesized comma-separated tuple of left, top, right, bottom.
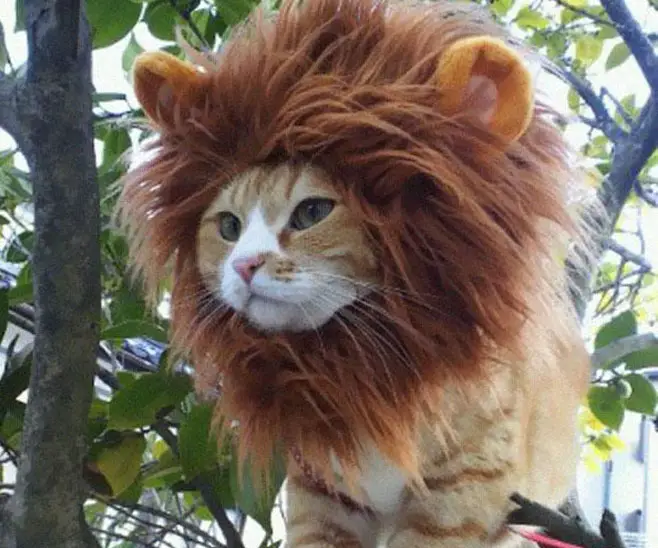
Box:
(0, 1, 657, 546)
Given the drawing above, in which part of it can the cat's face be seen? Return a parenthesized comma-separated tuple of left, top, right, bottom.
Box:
(197, 165, 379, 332)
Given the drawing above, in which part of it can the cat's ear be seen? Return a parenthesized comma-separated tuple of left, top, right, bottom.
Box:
(436, 36, 534, 144)
(133, 51, 208, 130)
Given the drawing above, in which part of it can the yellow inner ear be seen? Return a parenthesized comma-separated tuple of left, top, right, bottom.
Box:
(133, 51, 205, 126)
(437, 36, 534, 143)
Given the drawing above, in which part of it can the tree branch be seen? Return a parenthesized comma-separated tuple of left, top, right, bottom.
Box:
(553, 0, 614, 28)
(0, 0, 101, 546)
(591, 332, 658, 369)
(569, 96, 658, 319)
(107, 499, 225, 548)
(600, 0, 658, 93)
(508, 493, 626, 548)
(606, 239, 653, 271)
(634, 179, 658, 207)
(543, 62, 626, 142)
(600, 99, 658, 228)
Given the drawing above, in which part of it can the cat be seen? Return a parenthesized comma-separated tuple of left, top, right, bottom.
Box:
(118, 0, 596, 546)
(193, 162, 590, 548)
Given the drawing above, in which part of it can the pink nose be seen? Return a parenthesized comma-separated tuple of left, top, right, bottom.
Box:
(232, 255, 265, 284)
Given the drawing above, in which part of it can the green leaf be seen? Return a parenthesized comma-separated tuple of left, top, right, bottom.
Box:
(619, 94, 637, 116)
(597, 25, 618, 40)
(93, 92, 128, 103)
(594, 310, 637, 349)
(0, 341, 33, 415)
(622, 374, 658, 414)
(100, 128, 131, 175)
(560, 7, 582, 25)
(621, 345, 658, 371)
(109, 280, 147, 323)
(8, 282, 33, 306)
(0, 400, 25, 450)
(179, 403, 218, 480)
(230, 451, 286, 532)
(575, 35, 604, 66)
(546, 33, 568, 60)
(490, 0, 514, 17)
(0, 288, 8, 343)
(583, 134, 609, 159)
(515, 7, 549, 30)
(101, 320, 167, 343)
(108, 372, 193, 430)
(142, 447, 183, 489)
(144, 2, 180, 42)
(568, 88, 580, 112)
(605, 42, 631, 71)
(6, 231, 33, 263)
(14, 0, 25, 32)
(644, 150, 658, 170)
(562, 0, 587, 7)
(205, 465, 234, 507)
(122, 33, 144, 74)
(87, 0, 142, 49)
(588, 385, 625, 431)
(95, 433, 146, 496)
(0, 23, 8, 72)
(16, 263, 32, 292)
(214, 0, 258, 27)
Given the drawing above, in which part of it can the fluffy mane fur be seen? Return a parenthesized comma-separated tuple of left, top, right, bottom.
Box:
(118, 0, 592, 481)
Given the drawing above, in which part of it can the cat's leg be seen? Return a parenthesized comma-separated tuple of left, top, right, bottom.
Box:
(282, 476, 380, 548)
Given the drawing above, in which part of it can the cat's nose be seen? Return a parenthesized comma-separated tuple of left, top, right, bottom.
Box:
(232, 255, 265, 284)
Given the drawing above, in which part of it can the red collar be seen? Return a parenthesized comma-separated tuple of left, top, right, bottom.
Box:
(290, 446, 375, 515)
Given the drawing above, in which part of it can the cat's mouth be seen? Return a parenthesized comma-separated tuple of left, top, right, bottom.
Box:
(246, 289, 288, 305)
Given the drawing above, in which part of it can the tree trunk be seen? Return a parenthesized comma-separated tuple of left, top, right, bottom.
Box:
(0, 1, 100, 546)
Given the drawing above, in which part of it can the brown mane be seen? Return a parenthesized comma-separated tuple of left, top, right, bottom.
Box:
(118, 0, 590, 481)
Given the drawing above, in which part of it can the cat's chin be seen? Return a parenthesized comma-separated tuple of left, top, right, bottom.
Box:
(243, 295, 335, 333)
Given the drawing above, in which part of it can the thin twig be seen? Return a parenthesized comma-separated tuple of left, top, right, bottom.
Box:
(601, 87, 634, 127)
(594, 271, 644, 293)
(105, 499, 222, 548)
(552, 0, 614, 27)
(606, 239, 652, 271)
(153, 421, 246, 548)
(591, 332, 658, 369)
(634, 179, 658, 207)
(89, 526, 176, 548)
(543, 61, 626, 142)
(168, 0, 209, 50)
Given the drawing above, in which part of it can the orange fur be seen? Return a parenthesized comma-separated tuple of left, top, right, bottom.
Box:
(118, 0, 591, 485)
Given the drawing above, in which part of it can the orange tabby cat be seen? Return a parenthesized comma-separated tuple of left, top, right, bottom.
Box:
(119, 0, 594, 546)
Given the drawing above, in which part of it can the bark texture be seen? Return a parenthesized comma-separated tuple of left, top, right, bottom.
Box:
(0, 1, 100, 546)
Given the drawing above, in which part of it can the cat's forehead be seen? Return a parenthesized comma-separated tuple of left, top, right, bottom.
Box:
(205, 165, 339, 223)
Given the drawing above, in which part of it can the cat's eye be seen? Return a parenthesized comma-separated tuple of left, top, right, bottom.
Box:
(289, 198, 336, 231)
(217, 212, 242, 242)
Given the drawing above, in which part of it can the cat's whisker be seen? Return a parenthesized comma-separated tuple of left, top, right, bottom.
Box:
(308, 292, 382, 361)
(309, 287, 419, 384)
(312, 280, 434, 362)
(300, 268, 441, 311)
(294, 300, 327, 353)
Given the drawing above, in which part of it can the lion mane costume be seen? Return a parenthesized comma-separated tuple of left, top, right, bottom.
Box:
(119, 0, 594, 545)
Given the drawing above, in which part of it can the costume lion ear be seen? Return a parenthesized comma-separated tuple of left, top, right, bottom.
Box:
(133, 51, 207, 129)
(437, 37, 534, 144)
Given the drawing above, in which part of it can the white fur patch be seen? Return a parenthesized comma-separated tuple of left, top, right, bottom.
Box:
(220, 206, 357, 332)
(332, 447, 408, 516)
